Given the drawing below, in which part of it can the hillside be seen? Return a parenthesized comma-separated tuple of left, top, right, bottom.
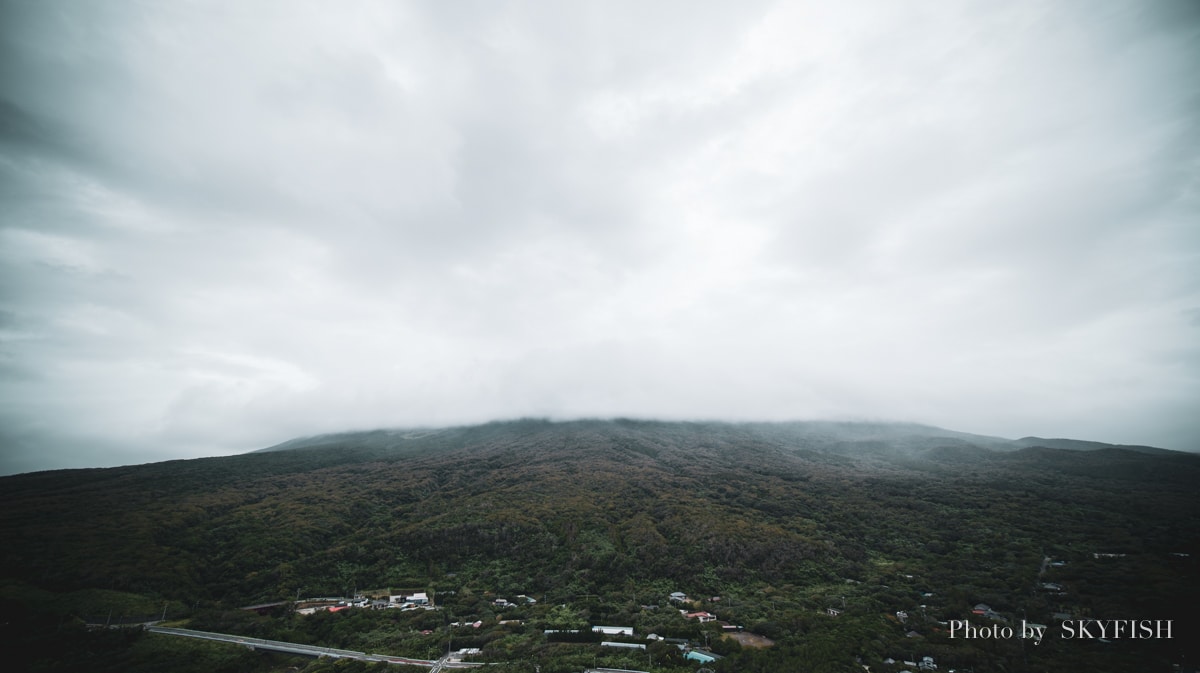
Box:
(1, 419, 1197, 672)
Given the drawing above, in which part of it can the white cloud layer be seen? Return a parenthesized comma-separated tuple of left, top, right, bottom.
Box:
(2, 0, 1198, 473)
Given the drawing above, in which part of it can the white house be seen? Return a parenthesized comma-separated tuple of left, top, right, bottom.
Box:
(592, 625, 634, 636)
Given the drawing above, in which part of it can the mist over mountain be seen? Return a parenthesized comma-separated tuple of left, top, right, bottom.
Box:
(248, 418, 1070, 459)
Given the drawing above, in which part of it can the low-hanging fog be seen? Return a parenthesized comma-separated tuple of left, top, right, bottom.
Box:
(1, 0, 1198, 474)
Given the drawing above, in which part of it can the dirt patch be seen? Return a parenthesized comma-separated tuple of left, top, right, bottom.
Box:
(725, 632, 775, 648)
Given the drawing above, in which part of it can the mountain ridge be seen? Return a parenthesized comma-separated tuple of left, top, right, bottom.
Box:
(250, 417, 1179, 463)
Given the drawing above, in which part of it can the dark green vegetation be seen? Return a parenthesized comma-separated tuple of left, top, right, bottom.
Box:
(2, 419, 1197, 672)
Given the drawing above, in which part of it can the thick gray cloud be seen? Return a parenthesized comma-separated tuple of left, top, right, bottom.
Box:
(2, 0, 1198, 474)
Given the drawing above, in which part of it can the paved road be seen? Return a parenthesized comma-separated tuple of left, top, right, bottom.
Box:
(147, 626, 442, 666)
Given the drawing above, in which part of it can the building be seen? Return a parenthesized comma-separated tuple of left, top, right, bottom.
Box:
(592, 625, 634, 636)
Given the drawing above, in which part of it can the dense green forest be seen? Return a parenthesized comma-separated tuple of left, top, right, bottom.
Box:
(1, 419, 1197, 672)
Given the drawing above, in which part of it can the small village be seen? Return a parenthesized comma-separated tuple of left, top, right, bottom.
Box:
(267, 583, 989, 672)
(286, 589, 734, 667)
(233, 551, 1116, 672)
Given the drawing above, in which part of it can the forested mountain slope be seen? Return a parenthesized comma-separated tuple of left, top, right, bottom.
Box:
(2, 419, 1197, 672)
(3, 419, 1196, 601)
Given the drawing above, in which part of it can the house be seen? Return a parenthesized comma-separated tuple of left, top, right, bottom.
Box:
(669, 591, 688, 603)
(919, 655, 937, 670)
(592, 625, 634, 636)
(686, 650, 718, 663)
(826, 608, 843, 617)
(601, 641, 645, 650)
(449, 648, 481, 662)
(685, 611, 716, 623)
(391, 592, 430, 605)
(971, 603, 1005, 620)
(896, 611, 908, 623)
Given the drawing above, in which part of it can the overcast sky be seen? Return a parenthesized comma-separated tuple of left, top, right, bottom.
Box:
(1, 0, 1198, 474)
